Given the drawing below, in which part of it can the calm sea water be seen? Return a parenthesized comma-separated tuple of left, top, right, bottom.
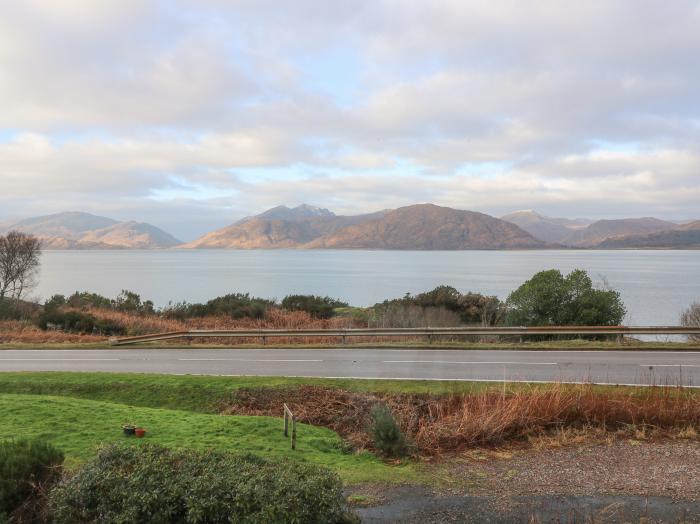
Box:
(32, 250, 700, 327)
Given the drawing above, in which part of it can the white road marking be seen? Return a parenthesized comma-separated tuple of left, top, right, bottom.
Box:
(0, 358, 121, 361)
(640, 364, 700, 367)
(383, 360, 558, 365)
(178, 358, 323, 362)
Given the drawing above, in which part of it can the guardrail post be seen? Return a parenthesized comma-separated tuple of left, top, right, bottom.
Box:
(262, 335, 267, 346)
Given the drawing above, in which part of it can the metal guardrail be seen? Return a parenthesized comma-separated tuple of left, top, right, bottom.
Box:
(110, 326, 700, 346)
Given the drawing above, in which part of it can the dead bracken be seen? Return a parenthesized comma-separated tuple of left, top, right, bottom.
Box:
(221, 384, 700, 457)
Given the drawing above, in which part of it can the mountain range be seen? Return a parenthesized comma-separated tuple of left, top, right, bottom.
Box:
(1, 206, 698, 250)
(0, 212, 181, 249)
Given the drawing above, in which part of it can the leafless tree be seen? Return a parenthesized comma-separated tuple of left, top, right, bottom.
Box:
(681, 302, 700, 342)
(0, 231, 41, 302)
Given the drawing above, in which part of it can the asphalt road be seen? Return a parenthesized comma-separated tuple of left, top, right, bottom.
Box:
(1, 348, 699, 386)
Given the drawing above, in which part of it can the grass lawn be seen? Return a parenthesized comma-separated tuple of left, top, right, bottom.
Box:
(0, 393, 415, 484)
(0, 372, 500, 412)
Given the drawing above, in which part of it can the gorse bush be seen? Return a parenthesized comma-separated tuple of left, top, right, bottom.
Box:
(281, 295, 348, 319)
(49, 444, 357, 524)
(0, 439, 64, 522)
(370, 404, 408, 457)
(54, 290, 155, 314)
(35, 309, 126, 336)
(372, 285, 504, 326)
(163, 293, 274, 320)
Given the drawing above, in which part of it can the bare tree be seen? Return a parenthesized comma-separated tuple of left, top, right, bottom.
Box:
(681, 302, 700, 342)
(0, 231, 41, 302)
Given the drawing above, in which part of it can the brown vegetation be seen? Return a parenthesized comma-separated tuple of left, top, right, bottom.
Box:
(0, 320, 103, 344)
(222, 384, 700, 457)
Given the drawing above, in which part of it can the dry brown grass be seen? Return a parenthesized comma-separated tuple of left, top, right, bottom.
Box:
(0, 320, 103, 344)
(222, 384, 700, 457)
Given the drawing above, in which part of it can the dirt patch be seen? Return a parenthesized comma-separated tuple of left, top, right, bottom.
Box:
(220, 385, 700, 457)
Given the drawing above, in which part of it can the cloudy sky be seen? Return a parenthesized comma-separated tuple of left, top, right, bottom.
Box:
(1, 1, 699, 240)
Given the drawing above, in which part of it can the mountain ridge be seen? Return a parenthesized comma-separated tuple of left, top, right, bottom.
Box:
(0, 212, 181, 249)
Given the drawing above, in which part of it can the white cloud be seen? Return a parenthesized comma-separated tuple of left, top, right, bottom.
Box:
(0, 0, 699, 237)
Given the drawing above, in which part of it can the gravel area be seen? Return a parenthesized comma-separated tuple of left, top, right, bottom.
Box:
(473, 440, 700, 501)
(355, 439, 700, 522)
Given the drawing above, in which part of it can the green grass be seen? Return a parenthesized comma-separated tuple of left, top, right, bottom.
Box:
(0, 372, 501, 413)
(0, 393, 414, 484)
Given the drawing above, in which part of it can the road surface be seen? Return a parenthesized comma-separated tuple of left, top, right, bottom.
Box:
(1, 348, 699, 386)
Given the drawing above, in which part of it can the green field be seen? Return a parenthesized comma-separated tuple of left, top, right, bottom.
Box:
(0, 392, 418, 484)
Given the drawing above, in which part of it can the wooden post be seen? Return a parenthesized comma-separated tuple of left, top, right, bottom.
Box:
(283, 403, 296, 450)
(262, 335, 267, 346)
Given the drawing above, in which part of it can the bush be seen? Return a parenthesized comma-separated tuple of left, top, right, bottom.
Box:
(505, 269, 626, 327)
(370, 404, 408, 457)
(372, 285, 503, 326)
(164, 293, 274, 320)
(35, 309, 126, 336)
(66, 291, 113, 310)
(369, 303, 461, 328)
(281, 295, 348, 319)
(49, 444, 356, 524)
(0, 439, 64, 522)
(681, 302, 700, 342)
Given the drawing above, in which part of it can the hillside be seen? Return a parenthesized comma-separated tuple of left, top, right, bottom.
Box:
(306, 204, 545, 249)
(564, 218, 677, 247)
(597, 221, 700, 249)
(183, 206, 389, 249)
(501, 210, 591, 243)
(1, 212, 181, 249)
(237, 204, 335, 223)
(186, 203, 546, 249)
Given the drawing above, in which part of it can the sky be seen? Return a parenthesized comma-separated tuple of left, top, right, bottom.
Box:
(1, 1, 699, 241)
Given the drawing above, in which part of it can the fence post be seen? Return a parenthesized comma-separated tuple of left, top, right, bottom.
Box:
(283, 403, 296, 450)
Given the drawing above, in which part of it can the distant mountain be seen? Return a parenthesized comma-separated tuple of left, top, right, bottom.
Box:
(185, 203, 546, 249)
(501, 210, 591, 243)
(597, 221, 700, 248)
(564, 218, 677, 247)
(307, 204, 546, 249)
(238, 204, 335, 224)
(678, 220, 700, 231)
(80, 221, 181, 248)
(1, 212, 181, 249)
(4, 212, 118, 239)
(183, 205, 388, 249)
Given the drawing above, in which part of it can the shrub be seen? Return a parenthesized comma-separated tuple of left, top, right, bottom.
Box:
(281, 295, 348, 319)
(370, 404, 408, 457)
(372, 285, 503, 326)
(66, 291, 113, 310)
(35, 309, 126, 336)
(369, 303, 461, 328)
(49, 444, 356, 524)
(681, 302, 700, 342)
(0, 439, 64, 522)
(505, 269, 626, 327)
(163, 293, 274, 320)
